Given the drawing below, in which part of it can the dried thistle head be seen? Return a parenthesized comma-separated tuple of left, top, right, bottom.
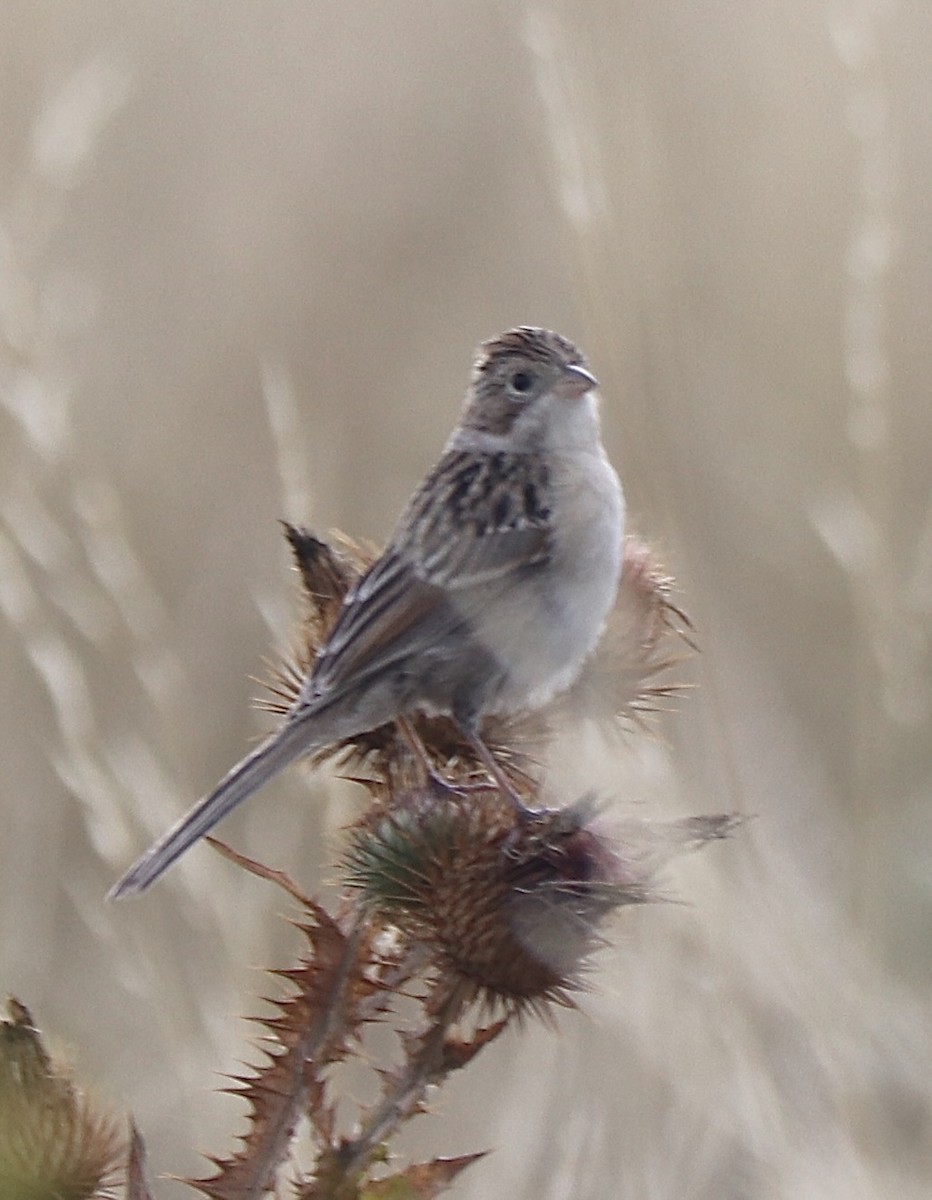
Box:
(261, 526, 692, 790)
(343, 789, 653, 1015)
(547, 533, 696, 728)
(0, 998, 123, 1199)
(260, 525, 371, 717)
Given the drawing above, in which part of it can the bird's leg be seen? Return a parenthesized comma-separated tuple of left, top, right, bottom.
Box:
(396, 715, 528, 812)
(396, 715, 468, 795)
(461, 727, 532, 817)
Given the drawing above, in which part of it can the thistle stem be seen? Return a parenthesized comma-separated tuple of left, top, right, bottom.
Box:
(334, 978, 474, 1180)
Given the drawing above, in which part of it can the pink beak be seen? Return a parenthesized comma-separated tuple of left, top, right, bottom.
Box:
(557, 364, 598, 399)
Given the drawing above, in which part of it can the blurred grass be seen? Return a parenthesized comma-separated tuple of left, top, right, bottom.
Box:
(1, 1, 931, 1196)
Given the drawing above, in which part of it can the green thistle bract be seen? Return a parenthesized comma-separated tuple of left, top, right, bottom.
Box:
(0, 999, 122, 1200)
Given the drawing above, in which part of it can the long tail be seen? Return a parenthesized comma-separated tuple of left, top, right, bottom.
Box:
(108, 717, 324, 899)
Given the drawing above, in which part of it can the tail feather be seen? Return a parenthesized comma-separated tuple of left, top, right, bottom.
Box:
(108, 718, 322, 899)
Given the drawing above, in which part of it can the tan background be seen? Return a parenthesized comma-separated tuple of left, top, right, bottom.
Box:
(2, 2, 931, 1195)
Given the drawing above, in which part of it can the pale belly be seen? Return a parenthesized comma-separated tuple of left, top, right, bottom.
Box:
(482, 451, 624, 713)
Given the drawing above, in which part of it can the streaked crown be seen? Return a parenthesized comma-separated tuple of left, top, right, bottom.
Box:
(473, 327, 586, 382)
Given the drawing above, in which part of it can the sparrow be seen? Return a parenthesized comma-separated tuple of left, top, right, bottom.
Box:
(110, 327, 624, 897)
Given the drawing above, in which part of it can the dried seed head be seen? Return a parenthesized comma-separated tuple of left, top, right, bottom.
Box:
(549, 534, 695, 728)
(343, 790, 646, 1014)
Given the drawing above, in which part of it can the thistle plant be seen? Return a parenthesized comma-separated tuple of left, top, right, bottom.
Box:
(160, 526, 736, 1198)
(6, 528, 737, 1199)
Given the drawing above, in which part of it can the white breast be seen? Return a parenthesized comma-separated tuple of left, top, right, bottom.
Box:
(483, 441, 624, 713)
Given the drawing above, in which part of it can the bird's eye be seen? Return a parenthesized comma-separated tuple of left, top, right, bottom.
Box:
(509, 370, 534, 394)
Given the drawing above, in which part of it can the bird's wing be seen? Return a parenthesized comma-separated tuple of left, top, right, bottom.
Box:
(301, 449, 552, 705)
(307, 555, 457, 702)
(402, 448, 553, 589)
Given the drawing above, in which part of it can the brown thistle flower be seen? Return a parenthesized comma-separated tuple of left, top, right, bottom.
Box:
(549, 533, 696, 729)
(0, 998, 123, 1200)
(343, 788, 659, 1015)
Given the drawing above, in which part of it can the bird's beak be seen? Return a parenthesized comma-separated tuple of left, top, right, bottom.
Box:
(556, 363, 598, 399)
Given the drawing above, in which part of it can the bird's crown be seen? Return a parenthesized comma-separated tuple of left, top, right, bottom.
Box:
(472, 326, 585, 380)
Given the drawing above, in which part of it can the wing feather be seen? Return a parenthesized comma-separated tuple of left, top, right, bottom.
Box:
(401, 448, 553, 588)
(300, 448, 552, 707)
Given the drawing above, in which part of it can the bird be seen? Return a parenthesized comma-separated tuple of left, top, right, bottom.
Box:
(109, 327, 624, 898)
